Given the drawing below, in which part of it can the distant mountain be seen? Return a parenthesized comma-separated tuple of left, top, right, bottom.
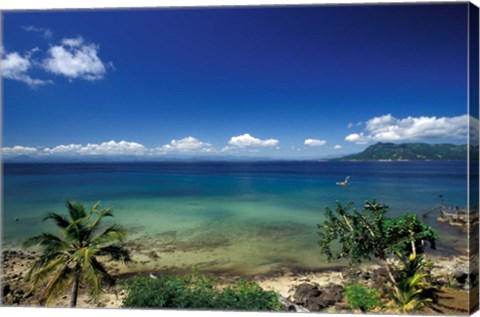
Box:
(339, 142, 477, 161)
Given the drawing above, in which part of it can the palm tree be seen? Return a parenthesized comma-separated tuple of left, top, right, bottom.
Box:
(23, 201, 130, 307)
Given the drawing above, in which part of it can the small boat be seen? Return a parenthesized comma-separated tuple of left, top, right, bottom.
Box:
(336, 176, 350, 186)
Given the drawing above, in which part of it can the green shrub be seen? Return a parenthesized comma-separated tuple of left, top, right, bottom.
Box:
(215, 279, 282, 311)
(121, 274, 216, 308)
(122, 274, 282, 311)
(344, 283, 381, 312)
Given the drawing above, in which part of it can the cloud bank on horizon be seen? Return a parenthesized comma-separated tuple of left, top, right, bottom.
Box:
(345, 114, 473, 145)
(2, 113, 476, 158)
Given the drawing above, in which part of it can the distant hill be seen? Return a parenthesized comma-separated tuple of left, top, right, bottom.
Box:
(339, 142, 477, 161)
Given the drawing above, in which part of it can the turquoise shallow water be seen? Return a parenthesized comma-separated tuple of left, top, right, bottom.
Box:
(1, 161, 469, 274)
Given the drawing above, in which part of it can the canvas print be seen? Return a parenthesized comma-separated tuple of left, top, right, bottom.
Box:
(1, 2, 479, 315)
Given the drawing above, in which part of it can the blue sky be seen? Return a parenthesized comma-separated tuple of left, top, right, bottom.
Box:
(1, 4, 472, 159)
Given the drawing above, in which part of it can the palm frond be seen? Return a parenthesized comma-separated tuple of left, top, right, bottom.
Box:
(42, 212, 70, 228)
(90, 257, 115, 284)
(66, 200, 87, 221)
(64, 217, 91, 247)
(91, 224, 127, 246)
(81, 257, 113, 301)
(23, 233, 68, 251)
(98, 245, 131, 262)
(42, 265, 73, 306)
(88, 206, 115, 240)
(27, 255, 66, 288)
(91, 201, 101, 213)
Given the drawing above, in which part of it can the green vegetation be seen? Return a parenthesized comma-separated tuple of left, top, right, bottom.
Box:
(122, 274, 282, 311)
(339, 142, 474, 161)
(390, 253, 436, 313)
(24, 201, 130, 307)
(216, 279, 282, 310)
(318, 199, 437, 264)
(318, 199, 438, 313)
(344, 283, 381, 312)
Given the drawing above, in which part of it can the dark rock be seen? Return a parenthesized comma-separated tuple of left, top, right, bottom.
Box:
(12, 295, 21, 305)
(11, 274, 18, 280)
(3, 283, 11, 296)
(97, 302, 106, 308)
(454, 269, 469, 285)
(315, 284, 344, 308)
(291, 283, 344, 312)
(14, 289, 24, 297)
(306, 296, 329, 311)
(292, 283, 321, 304)
(325, 284, 344, 300)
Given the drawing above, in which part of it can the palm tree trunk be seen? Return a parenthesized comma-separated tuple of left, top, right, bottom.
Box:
(70, 276, 79, 307)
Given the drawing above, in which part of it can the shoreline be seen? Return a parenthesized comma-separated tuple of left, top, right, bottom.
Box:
(1, 243, 474, 313)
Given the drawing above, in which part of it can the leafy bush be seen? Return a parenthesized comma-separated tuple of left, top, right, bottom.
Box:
(121, 274, 216, 308)
(122, 274, 281, 311)
(344, 283, 381, 312)
(216, 279, 282, 311)
(318, 200, 437, 265)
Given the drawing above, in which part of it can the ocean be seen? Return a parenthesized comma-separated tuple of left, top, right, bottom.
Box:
(1, 161, 469, 275)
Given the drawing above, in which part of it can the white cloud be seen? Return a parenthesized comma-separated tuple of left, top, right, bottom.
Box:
(44, 140, 147, 155)
(345, 114, 469, 144)
(61, 37, 84, 47)
(345, 133, 368, 144)
(333, 145, 342, 150)
(43, 37, 108, 80)
(1, 51, 52, 87)
(347, 123, 354, 129)
(227, 133, 279, 148)
(22, 25, 53, 39)
(2, 145, 38, 156)
(158, 136, 213, 153)
(43, 144, 83, 154)
(304, 139, 326, 147)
